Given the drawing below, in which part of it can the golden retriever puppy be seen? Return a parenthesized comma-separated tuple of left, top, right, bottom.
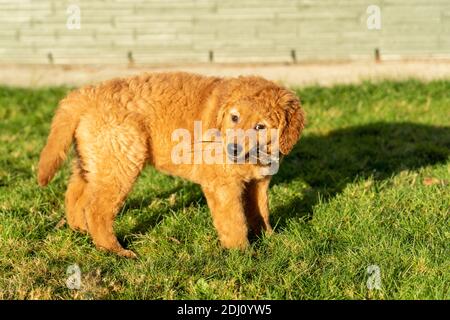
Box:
(38, 72, 305, 258)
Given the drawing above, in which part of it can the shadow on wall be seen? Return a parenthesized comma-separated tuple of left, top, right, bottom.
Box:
(271, 122, 450, 227)
(126, 122, 450, 236)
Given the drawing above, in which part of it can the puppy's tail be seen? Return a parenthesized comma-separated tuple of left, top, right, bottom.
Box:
(38, 96, 85, 186)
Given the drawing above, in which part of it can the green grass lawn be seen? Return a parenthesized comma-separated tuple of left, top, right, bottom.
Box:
(0, 80, 449, 299)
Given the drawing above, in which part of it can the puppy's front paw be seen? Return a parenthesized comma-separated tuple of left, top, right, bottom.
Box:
(98, 245, 138, 259)
(117, 249, 138, 259)
(264, 225, 273, 235)
(220, 237, 249, 250)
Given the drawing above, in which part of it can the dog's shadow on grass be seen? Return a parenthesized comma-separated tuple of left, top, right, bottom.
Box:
(123, 122, 449, 238)
(122, 183, 205, 236)
(270, 122, 450, 228)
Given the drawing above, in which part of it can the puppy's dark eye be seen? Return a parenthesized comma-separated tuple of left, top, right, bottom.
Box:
(255, 123, 266, 130)
(231, 114, 239, 123)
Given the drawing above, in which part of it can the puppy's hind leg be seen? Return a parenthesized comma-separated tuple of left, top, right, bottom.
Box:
(77, 116, 148, 258)
(84, 181, 138, 258)
(83, 147, 146, 258)
(65, 161, 88, 233)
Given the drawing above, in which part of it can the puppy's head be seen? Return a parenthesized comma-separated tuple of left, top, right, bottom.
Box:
(216, 76, 305, 164)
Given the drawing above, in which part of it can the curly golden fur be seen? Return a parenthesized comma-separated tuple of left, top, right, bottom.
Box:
(38, 72, 305, 257)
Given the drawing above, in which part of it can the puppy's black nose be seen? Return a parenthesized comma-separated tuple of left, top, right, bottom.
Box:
(227, 143, 243, 156)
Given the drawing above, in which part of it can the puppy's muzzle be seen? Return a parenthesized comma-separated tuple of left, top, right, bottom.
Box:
(227, 143, 243, 159)
(226, 142, 279, 165)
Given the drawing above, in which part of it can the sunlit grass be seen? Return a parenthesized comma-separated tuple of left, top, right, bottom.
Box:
(0, 80, 448, 299)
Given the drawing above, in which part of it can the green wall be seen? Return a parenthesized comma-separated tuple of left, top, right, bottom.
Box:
(0, 0, 448, 64)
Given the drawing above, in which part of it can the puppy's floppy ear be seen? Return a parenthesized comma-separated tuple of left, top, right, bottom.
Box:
(279, 93, 305, 155)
